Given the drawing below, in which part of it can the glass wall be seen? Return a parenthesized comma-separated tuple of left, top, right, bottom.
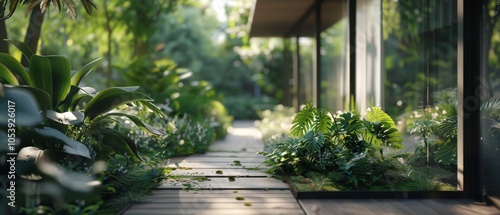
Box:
(281, 0, 462, 193)
(382, 0, 458, 190)
(481, 0, 500, 203)
(299, 37, 315, 106)
(356, 0, 384, 111)
(320, 0, 349, 111)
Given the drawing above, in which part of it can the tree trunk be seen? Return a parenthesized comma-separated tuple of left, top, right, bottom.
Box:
(0, 19, 8, 53)
(103, 0, 113, 87)
(21, 6, 44, 67)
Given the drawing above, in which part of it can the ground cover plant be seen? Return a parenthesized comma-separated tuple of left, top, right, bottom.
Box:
(257, 103, 456, 191)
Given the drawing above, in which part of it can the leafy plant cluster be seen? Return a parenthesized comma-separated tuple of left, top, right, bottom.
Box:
(259, 103, 406, 189)
(0, 41, 220, 214)
(118, 111, 216, 159)
(116, 56, 233, 140)
(405, 90, 458, 167)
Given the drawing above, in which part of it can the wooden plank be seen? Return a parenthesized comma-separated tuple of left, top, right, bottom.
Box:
(143, 192, 295, 199)
(181, 157, 265, 163)
(128, 202, 302, 210)
(150, 189, 293, 195)
(190, 152, 263, 158)
(123, 208, 305, 215)
(142, 197, 298, 203)
(157, 177, 289, 189)
(299, 199, 500, 215)
(168, 168, 268, 177)
(165, 162, 270, 169)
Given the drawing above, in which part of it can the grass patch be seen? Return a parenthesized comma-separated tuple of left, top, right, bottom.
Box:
(235, 196, 245, 200)
(244, 202, 252, 206)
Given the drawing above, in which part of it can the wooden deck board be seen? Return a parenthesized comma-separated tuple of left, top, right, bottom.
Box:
(123, 208, 304, 215)
(168, 168, 268, 177)
(180, 157, 265, 163)
(165, 162, 270, 169)
(299, 199, 500, 215)
(128, 202, 303, 210)
(157, 177, 289, 189)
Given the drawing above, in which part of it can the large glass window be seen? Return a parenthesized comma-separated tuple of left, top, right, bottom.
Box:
(320, 0, 349, 111)
(299, 38, 315, 105)
(382, 0, 458, 190)
(481, 0, 500, 203)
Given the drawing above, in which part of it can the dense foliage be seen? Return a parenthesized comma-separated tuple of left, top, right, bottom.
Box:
(258, 104, 455, 190)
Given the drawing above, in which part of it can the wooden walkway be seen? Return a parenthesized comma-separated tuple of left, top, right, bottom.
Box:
(122, 121, 500, 215)
(123, 121, 305, 215)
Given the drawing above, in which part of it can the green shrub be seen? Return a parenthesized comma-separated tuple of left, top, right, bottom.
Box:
(259, 103, 405, 189)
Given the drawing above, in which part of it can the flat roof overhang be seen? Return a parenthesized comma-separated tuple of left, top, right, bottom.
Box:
(248, 0, 346, 38)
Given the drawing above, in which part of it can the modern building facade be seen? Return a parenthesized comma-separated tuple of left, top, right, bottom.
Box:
(249, 0, 499, 206)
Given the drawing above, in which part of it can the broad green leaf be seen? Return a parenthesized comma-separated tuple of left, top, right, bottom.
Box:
(291, 103, 316, 137)
(138, 100, 166, 118)
(46, 110, 84, 125)
(99, 112, 166, 135)
(47, 56, 71, 108)
(71, 58, 102, 86)
(0, 63, 19, 85)
(29, 55, 53, 100)
(84, 87, 153, 120)
(434, 142, 457, 165)
(94, 128, 142, 161)
(34, 127, 91, 159)
(4, 39, 34, 62)
(0, 87, 42, 126)
(0, 53, 30, 85)
(6, 85, 51, 111)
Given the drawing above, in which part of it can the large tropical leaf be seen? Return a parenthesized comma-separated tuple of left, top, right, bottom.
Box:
(29, 55, 53, 103)
(0, 63, 19, 85)
(0, 53, 30, 85)
(312, 109, 332, 135)
(47, 56, 71, 108)
(365, 107, 403, 148)
(291, 103, 316, 137)
(93, 128, 142, 162)
(301, 131, 325, 153)
(5, 39, 34, 62)
(84, 87, 153, 120)
(434, 141, 457, 165)
(46, 110, 84, 125)
(34, 127, 91, 159)
(5, 85, 51, 111)
(97, 112, 165, 135)
(70, 58, 102, 86)
(0, 87, 42, 126)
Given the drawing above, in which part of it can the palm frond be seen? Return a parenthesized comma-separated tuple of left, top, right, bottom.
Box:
(481, 97, 500, 117)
